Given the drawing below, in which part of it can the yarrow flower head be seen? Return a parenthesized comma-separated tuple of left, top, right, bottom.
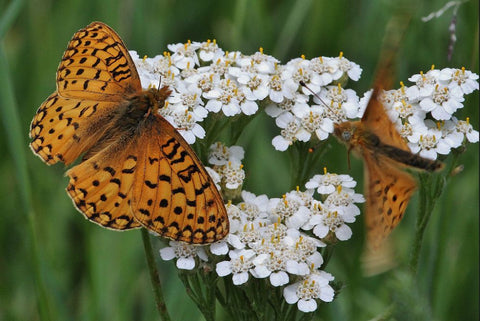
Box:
(134, 39, 479, 316)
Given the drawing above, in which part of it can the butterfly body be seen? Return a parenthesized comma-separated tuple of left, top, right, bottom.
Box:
(333, 88, 443, 248)
(30, 22, 229, 244)
(334, 120, 443, 172)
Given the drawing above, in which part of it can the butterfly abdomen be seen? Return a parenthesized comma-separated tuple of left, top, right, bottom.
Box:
(376, 142, 443, 172)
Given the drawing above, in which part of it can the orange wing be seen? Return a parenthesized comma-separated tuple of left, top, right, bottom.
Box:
(66, 115, 229, 242)
(30, 22, 142, 165)
(361, 87, 409, 152)
(57, 22, 141, 100)
(66, 136, 141, 230)
(132, 116, 229, 243)
(363, 152, 416, 249)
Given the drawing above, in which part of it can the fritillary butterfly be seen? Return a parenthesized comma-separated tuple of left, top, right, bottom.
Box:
(332, 32, 443, 249)
(29, 22, 229, 244)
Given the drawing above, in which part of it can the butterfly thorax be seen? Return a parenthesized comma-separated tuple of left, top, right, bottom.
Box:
(126, 86, 172, 122)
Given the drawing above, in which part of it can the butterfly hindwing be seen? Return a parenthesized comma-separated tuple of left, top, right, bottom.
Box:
(363, 152, 416, 248)
(132, 116, 229, 243)
(66, 137, 141, 230)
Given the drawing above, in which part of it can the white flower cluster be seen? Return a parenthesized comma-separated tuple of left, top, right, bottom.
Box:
(132, 41, 478, 159)
(378, 66, 479, 160)
(132, 39, 478, 314)
(160, 144, 364, 313)
(265, 54, 363, 151)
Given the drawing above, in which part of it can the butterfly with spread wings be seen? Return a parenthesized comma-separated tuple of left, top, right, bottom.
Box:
(30, 22, 229, 244)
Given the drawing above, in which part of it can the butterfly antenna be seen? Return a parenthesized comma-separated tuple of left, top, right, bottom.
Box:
(157, 76, 162, 92)
(299, 81, 337, 115)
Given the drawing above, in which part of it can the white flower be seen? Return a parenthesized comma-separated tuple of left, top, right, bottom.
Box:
(266, 95, 308, 118)
(236, 48, 279, 74)
(165, 109, 206, 144)
(407, 120, 451, 159)
(208, 142, 245, 166)
(237, 73, 270, 100)
(283, 271, 335, 312)
(309, 210, 353, 241)
(419, 84, 464, 120)
(268, 71, 297, 103)
(216, 249, 256, 285)
(252, 251, 292, 287)
(237, 191, 271, 224)
(219, 161, 245, 189)
(323, 187, 364, 222)
(270, 193, 311, 229)
(198, 39, 224, 62)
(439, 67, 479, 95)
(317, 84, 360, 122)
(292, 104, 334, 141)
(204, 79, 241, 116)
(271, 112, 310, 151)
(305, 172, 356, 195)
(309, 56, 342, 85)
(335, 53, 362, 81)
(408, 68, 441, 99)
(454, 117, 479, 143)
(159, 241, 208, 270)
(283, 57, 323, 95)
(168, 41, 201, 69)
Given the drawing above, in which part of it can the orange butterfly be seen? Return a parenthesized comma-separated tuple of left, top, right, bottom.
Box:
(30, 22, 229, 244)
(333, 81, 443, 249)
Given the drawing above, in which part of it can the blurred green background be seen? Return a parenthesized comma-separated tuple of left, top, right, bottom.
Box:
(0, 0, 478, 320)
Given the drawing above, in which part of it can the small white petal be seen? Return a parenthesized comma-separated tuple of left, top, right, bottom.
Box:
(210, 241, 229, 255)
(232, 271, 250, 285)
(298, 299, 318, 312)
(254, 265, 271, 278)
(216, 261, 232, 276)
(283, 284, 299, 304)
(272, 136, 291, 151)
(335, 224, 352, 240)
(270, 271, 289, 286)
(159, 247, 175, 260)
(176, 257, 195, 270)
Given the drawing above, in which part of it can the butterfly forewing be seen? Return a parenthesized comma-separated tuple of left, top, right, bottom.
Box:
(57, 22, 142, 100)
(30, 22, 141, 165)
(361, 88, 410, 152)
(132, 116, 229, 243)
(30, 92, 127, 165)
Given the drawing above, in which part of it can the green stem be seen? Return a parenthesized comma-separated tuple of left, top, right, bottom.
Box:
(141, 229, 171, 321)
(409, 152, 459, 274)
(409, 173, 429, 274)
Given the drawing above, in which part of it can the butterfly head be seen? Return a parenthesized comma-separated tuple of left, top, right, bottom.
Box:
(333, 122, 355, 145)
(143, 85, 172, 115)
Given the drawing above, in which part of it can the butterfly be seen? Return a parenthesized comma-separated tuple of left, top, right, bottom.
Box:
(29, 22, 229, 244)
(333, 81, 444, 249)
